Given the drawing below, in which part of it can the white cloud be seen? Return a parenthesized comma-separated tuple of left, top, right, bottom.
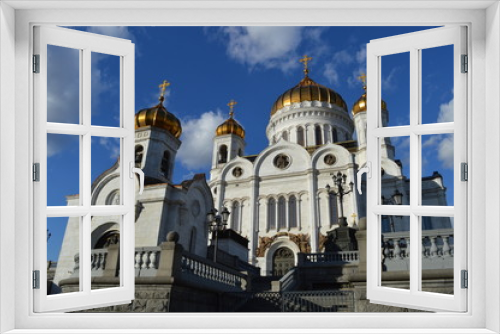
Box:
(438, 135, 454, 169)
(423, 134, 454, 170)
(98, 137, 120, 159)
(437, 98, 454, 122)
(216, 26, 303, 72)
(86, 26, 133, 40)
(177, 110, 225, 170)
(382, 67, 399, 92)
(323, 50, 354, 85)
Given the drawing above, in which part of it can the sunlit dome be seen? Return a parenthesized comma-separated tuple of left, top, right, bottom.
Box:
(270, 55, 348, 116)
(215, 100, 245, 139)
(134, 80, 182, 139)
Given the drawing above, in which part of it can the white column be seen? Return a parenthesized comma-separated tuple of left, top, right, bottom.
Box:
(308, 170, 319, 252)
(248, 176, 258, 264)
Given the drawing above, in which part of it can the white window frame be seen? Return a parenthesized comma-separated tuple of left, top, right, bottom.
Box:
(33, 25, 136, 312)
(0, 1, 499, 333)
(365, 26, 467, 312)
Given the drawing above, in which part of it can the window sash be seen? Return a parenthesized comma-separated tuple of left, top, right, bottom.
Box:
(366, 25, 468, 312)
(33, 26, 136, 313)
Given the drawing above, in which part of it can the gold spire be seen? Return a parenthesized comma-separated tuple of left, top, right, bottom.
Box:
(299, 55, 312, 76)
(358, 72, 367, 90)
(227, 99, 237, 118)
(158, 80, 171, 103)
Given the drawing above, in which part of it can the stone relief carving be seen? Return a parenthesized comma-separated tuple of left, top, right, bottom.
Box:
(256, 232, 311, 257)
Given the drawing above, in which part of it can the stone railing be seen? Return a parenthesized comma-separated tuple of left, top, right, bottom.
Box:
(71, 241, 247, 293)
(90, 248, 108, 276)
(273, 267, 299, 292)
(382, 228, 454, 271)
(134, 247, 161, 277)
(298, 251, 360, 266)
(179, 252, 246, 292)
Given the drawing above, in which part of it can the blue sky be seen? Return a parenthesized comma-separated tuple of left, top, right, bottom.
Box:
(46, 26, 454, 261)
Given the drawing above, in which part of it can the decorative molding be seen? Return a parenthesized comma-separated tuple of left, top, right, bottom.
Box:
(256, 232, 311, 257)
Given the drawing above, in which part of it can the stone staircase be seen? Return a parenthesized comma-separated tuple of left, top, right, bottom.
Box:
(236, 276, 282, 312)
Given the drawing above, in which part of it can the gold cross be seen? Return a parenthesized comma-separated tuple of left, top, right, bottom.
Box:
(351, 213, 357, 221)
(228, 99, 237, 118)
(299, 55, 312, 76)
(159, 80, 170, 99)
(358, 73, 367, 87)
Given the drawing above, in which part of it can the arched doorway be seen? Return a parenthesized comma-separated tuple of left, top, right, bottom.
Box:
(272, 247, 294, 277)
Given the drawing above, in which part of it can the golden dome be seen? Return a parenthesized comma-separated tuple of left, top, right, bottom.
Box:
(351, 89, 387, 115)
(215, 100, 245, 139)
(271, 75, 348, 116)
(134, 80, 182, 139)
(271, 55, 347, 116)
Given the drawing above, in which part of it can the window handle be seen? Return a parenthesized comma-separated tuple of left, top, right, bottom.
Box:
(356, 162, 371, 195)
(130, 162, 145, 195)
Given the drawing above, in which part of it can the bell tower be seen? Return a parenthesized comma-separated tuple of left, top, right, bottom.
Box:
(134, 80, 182, 184)
(210, 100, 246, 180)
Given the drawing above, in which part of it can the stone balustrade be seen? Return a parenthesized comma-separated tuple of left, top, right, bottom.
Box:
(298, 251, 360, 266)
(134, 247, 161, 277)
(70, 241, 247, 292)
(180, 252, 246, 292)
(382, 228, 454, 271)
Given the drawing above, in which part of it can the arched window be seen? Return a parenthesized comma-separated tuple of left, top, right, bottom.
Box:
(332, 128, 338, 143)
(161, 151, 169, 176)
(218, 145, 228, 163)
(135, 145, 144, 168)
(268, 198, 276, 230)
(289, 195, 297, 228)
(189, 228, 197, 253)
(238, 148, 243, 156)
(231, 201, 241, 231)
(278, 196, 286, 230)
(315, 125, 323, 145)
(297, 127, 305, 146)
(282, 131, 288, 141)
(94, 230, 120, 249)
(329, 193, 338, 226)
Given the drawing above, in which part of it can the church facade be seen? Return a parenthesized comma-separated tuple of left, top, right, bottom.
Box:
(52, 83, 214, 292)
(209, 56, 451, 276)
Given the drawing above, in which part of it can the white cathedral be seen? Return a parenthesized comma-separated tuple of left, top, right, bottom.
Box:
(208, 56, 451, 276)
(52, 56, 451, 290)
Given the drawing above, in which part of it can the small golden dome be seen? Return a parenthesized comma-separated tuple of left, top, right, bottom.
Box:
(215, 99, 245, 139)
(134, 80, 182, 139)
(271, 75, 348, 116)
(351, 89, 387, 115)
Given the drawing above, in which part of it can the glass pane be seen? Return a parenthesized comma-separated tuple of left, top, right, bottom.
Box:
(91, 216, 121, 290)
(91, 136, 121, 205)
(91, 52, 121, 127)
(47, 216, 80, 295)
(421, 45, 454, 124)
(47, 45, 80, 124)
(421, 134, 454, 206)
(381, 215, 410, 290)
(381, 52, 410, 127)
(47, 134, 80, 206)
(421, 216, 454, 295)
(380, 136, 409, 206)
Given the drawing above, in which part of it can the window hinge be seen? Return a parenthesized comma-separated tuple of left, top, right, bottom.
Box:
(33, 54, 40, 73)
(33, 163, 40, 182)
(461, 54, 468, 73)
(33, 270, 40, 289)
(461, 162, 468, 181)
(461, 270, 468, 289)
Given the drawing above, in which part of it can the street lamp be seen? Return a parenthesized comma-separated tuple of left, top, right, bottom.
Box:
(326, 171, 354, 227)
(206, 207, 230, 263)
(381, 189, 404, 232)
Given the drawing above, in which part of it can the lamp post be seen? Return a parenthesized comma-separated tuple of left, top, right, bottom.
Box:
(206, 207, 230, 263)
(381, 189, 404, 232)
(326, 171, 354, 227)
